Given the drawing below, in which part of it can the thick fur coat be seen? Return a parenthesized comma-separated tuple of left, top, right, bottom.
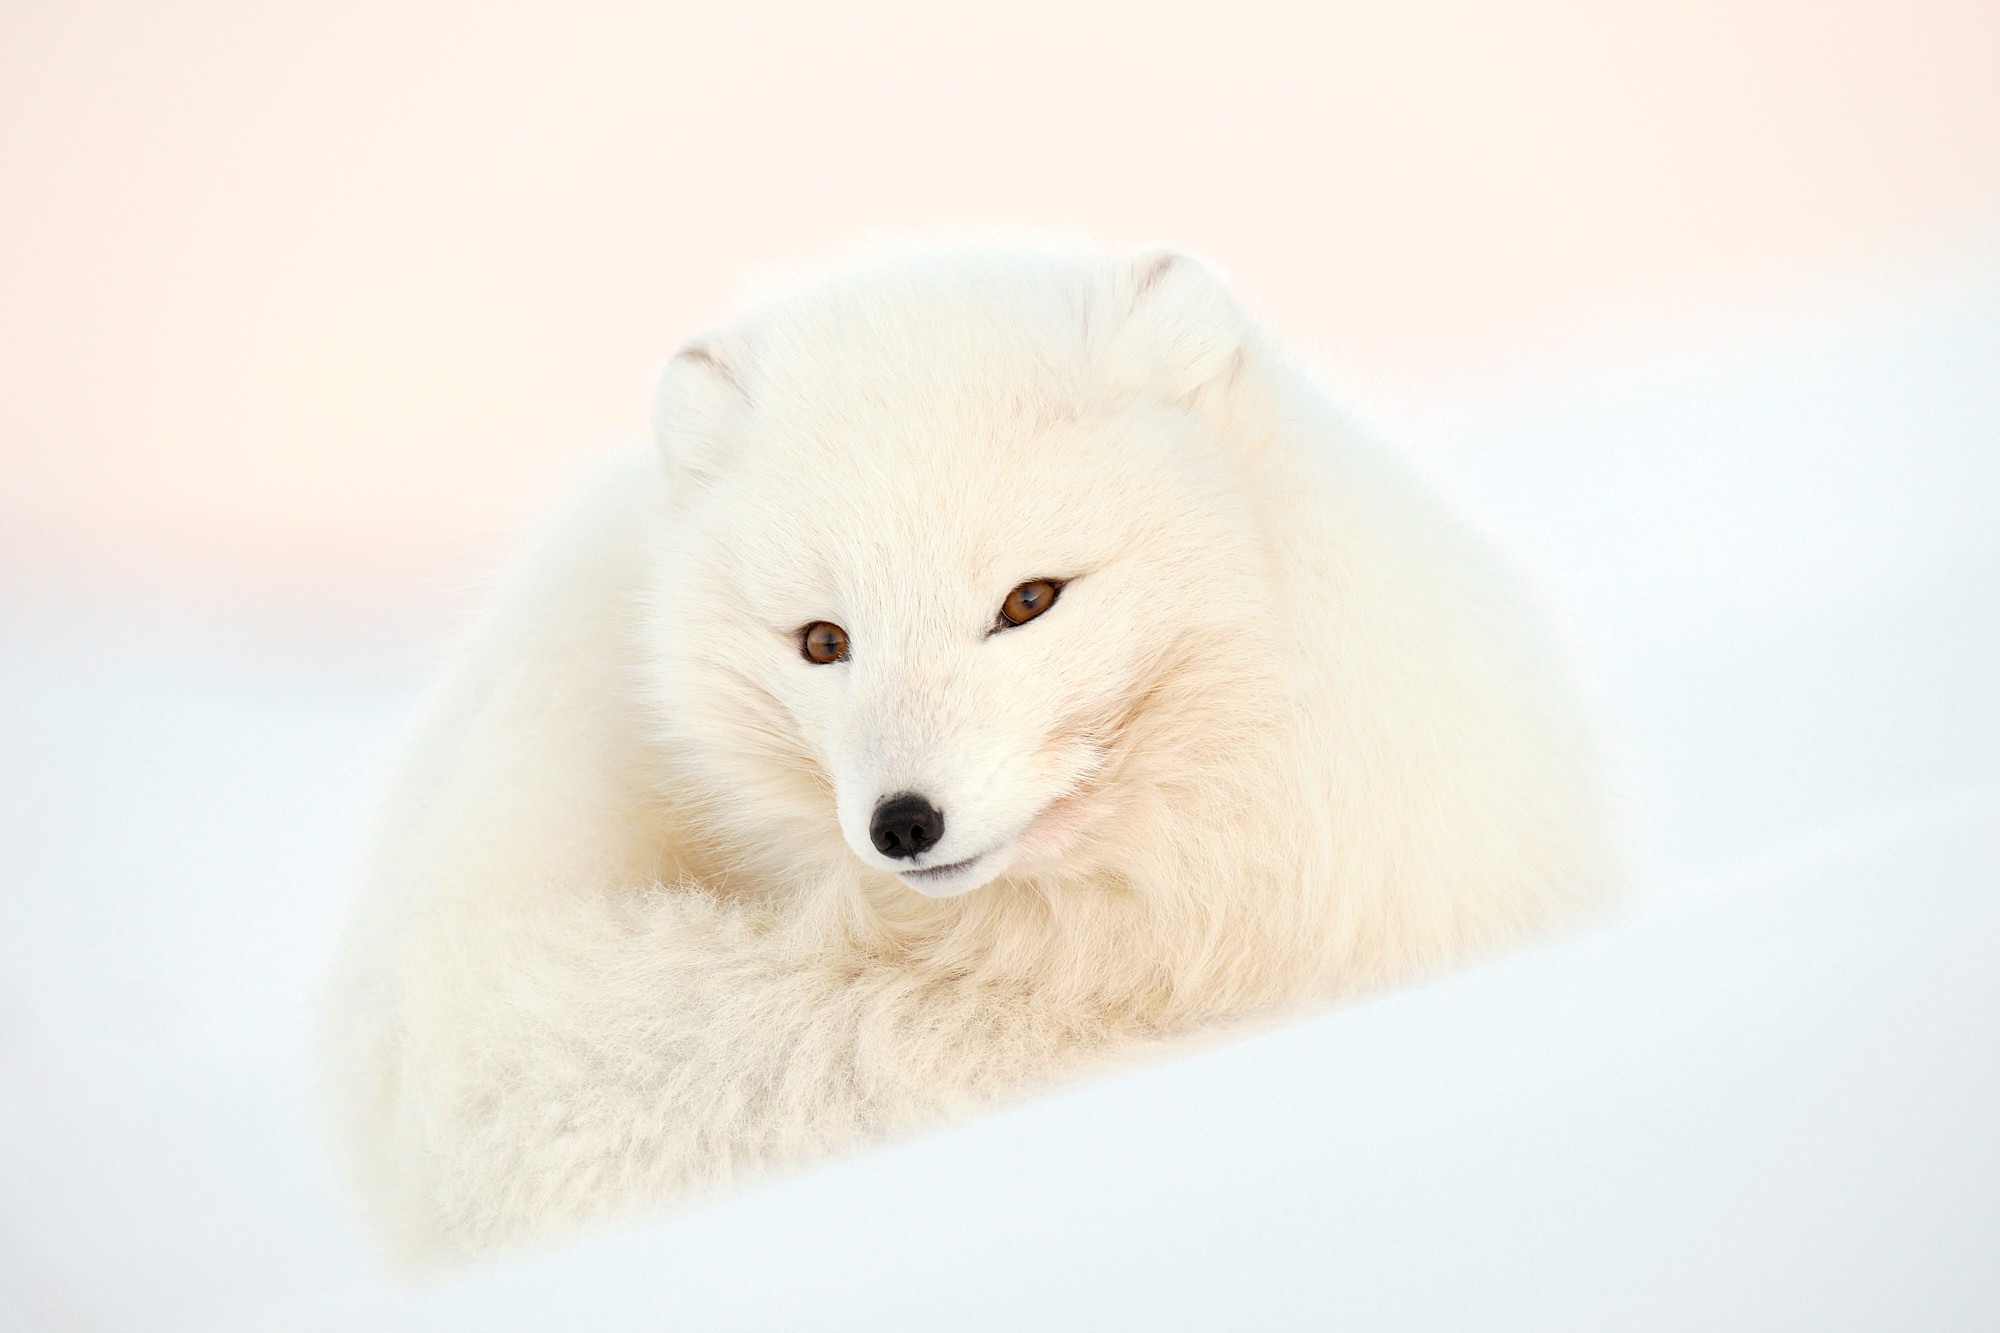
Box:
(321, 242, 1621, 1264)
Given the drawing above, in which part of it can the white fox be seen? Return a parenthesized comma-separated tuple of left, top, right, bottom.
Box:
(321, 241, 1621, 1263)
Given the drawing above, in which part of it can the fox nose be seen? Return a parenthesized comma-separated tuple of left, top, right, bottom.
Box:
(870, 793, 945, 859)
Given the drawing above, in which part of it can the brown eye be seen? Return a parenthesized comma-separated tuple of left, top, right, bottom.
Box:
(997, 579, 1062, 628)
(800, 621, 850, 664)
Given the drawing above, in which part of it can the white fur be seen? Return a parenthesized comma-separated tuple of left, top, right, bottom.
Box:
(320, 240, 1623, 1265)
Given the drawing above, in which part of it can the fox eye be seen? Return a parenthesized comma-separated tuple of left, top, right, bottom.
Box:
(996, 579, 1062, 629)
(800, 621, 850, 664)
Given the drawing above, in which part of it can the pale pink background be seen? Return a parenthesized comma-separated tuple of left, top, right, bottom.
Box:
(3, 0, 1996, 602)
(4, 9, 2000, 1325)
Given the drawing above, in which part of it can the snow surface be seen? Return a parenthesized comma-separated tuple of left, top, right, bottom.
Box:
(2, 259, 1995, 1331)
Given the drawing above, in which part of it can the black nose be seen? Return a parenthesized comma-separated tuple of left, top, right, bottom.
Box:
(870, 793, 945, 859)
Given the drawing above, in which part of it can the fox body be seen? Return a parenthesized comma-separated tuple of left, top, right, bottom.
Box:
(322, 242, 1620, 1263)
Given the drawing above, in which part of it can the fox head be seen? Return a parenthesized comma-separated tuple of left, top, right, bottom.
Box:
(642, 245, 1281, 901)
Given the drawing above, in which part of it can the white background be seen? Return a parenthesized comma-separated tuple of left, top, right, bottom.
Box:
(2, 3, 1996, 1328)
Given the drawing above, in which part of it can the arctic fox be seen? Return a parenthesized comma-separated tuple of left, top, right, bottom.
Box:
(322, 241, 1620, 1264)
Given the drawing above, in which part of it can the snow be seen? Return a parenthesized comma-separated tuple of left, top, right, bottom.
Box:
(3, 257, 1996, 1331)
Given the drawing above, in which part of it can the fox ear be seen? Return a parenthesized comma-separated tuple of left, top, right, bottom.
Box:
(1099, 250, 1245, 404)
(651, 337, 750, 487)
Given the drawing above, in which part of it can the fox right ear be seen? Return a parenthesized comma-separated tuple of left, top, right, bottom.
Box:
(651, 338, 750, 487)
(1099, 250, 1245, 406)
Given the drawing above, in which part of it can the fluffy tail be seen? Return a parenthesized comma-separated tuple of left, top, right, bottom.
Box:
(341, 879, 1130, 1262)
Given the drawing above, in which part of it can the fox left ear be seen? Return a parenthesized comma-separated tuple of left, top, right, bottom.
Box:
(651, 335, 752, 490)
(1098, 250, 1246, 406)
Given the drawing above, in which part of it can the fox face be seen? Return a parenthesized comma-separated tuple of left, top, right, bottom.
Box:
(643, 245, 1272, 898)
